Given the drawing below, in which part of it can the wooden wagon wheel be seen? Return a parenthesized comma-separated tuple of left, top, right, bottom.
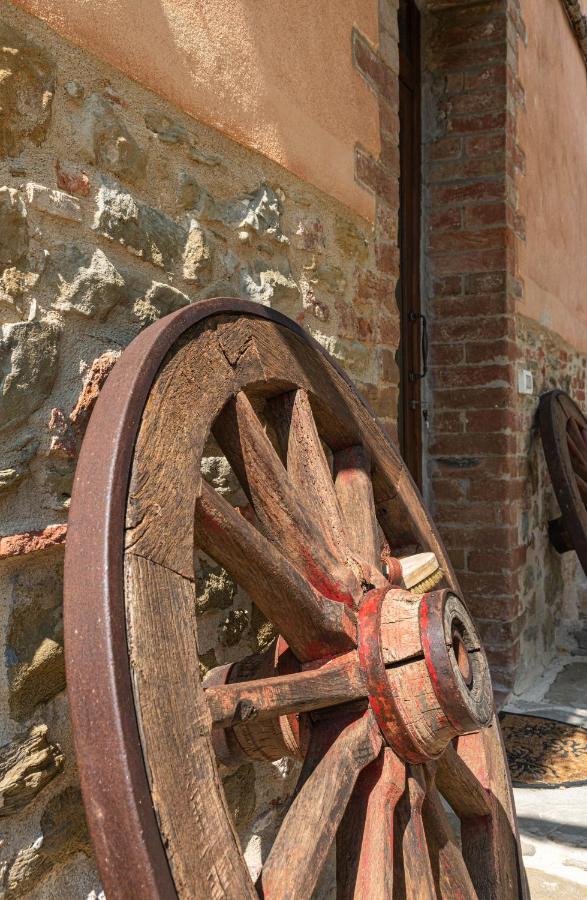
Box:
(538, 389, 587, 573)
(64, 299, 527, 899)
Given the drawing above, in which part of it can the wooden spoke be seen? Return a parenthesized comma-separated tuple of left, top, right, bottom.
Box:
(423, 783, 477, 899)
(435, 742, 491, 818)
(336, 748, 405, 899)
(213, 391, 359, 605)
(268, 388, 357, 573)
(334, 445, 387, 587)
(205, 650, 366, 728)
(194, 479, 357, 662)
(456, 727, 527, 899)
(393, 766, 436, 899)
(259, 712, 383, 900)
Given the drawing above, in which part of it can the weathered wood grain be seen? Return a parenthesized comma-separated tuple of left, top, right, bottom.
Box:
(213, 390, 358, 605)
(259, 712, 383, 900)
(422, 783, 477, 898)
(268, 388, 362, 590)
(205, 650, 366, 728)
(194, 479, 357, 661)
(393, 765, 436, 899)
(336, 748, 405, 899)
(435, 742, 490, 818)
(457, 725, 527, 899)
(125, 552, 255, 899)
(334, 445, 387, 589)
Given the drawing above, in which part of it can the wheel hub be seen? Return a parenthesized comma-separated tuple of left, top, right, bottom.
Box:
(358, 586, 493, 763)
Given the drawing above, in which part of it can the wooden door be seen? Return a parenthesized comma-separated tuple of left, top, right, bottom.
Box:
(398, 0, 424, 490)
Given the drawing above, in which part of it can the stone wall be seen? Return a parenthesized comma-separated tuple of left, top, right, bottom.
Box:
(0, 2, 400, 895)
(512, 315, 587, 693)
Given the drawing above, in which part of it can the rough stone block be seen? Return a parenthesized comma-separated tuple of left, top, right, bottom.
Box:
(223, 184, 287, 243)
(0, 725, 64, 817)
(94, 183, 186, 269)
(53, 248, 125, 319)
(0, 23, 55, 157)
(182, 219, 212, 283)
(7, 558, 66, 722)
(0, 188, 28, 269)
(1, 787, 90, 898)
(23, 182, 82, 223)
(133, 281, 189, 325)
(80, 94, 146, 182)
(0, 320, 60, 433)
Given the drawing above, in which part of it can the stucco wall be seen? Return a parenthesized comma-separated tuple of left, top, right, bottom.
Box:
(517, 0, 587, 353)
(13, 0, 380, 221)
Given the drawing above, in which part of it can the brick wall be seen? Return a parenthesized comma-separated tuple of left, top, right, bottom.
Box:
(422, 0, 528, 703)
(353, 0, 402, 439)
(423, 0, 587, 701)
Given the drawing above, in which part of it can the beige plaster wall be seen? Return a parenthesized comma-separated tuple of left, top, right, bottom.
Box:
(14, 0, 380, 222)
(517, 0, 587, 353)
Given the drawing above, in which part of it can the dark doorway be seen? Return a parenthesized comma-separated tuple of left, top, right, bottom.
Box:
(398, 0, 424, 489)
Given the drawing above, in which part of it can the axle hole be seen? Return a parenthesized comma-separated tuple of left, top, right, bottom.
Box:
(452, 630, 473, 687)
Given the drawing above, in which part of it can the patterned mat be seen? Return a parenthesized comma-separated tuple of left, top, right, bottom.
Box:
(500, 713, 587, 787)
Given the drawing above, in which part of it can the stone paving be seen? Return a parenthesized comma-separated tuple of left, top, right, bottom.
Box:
(505, 624, 587, 898)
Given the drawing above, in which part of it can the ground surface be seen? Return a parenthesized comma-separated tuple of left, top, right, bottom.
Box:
(505, 622, 587, 898)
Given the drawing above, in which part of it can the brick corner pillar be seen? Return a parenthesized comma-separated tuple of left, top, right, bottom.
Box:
(352, 0, 402, 440)
(422, 0, 527, 704)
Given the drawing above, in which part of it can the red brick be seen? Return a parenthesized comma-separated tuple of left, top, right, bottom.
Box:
(429, 227, 506, 254)
(476, 615, 527, 648)
(468, 544, 527, 572)
(432, 275, 463, 297)
(449, 110, 506, 135)
(465, 132, 506, 157)
(432, 410, 464, 432)
(428, 135, 462, 161)
(459, 569, 519, 596)
(465, 270, 506, 293)
(433, 361, 512, 390)
(433, 385, 515, 412)
(431, 248, 506, 276)
(435, 294, 506, 318)
(355, 148, 399, 206)
(427, 42, 506, 72)
(465, 407, 518, 433)
(430, 343, 464, 366)
(429, 155, 503, 183)
(430, 478, 466, 501)
(375, 241, 400, 276)
(465, 338, 518, 364)
(467, 478, 525, 504)
(431, 314, 509, 344)
(434, 501, 512, 528)
(464, 202, 508, 228)
(430, 15, 507, 52)
(429, 206, 462, 231)
(429, 431, 517, 457)
(466, 594, 524, 622)
(439, 525, 518, 552)
(0, 524, 67, 560)
(447, 87, 506, 117)
(464, 63, 508, 92)
(431, 179, 504, 206)
(353, 30, 399, 107)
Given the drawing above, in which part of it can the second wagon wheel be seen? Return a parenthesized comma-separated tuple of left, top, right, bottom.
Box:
(539, 389, 587, 573)
(64, 299, 527, 899)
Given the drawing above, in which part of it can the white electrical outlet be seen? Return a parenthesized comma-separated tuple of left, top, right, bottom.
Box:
(518, 369, 534, 395)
